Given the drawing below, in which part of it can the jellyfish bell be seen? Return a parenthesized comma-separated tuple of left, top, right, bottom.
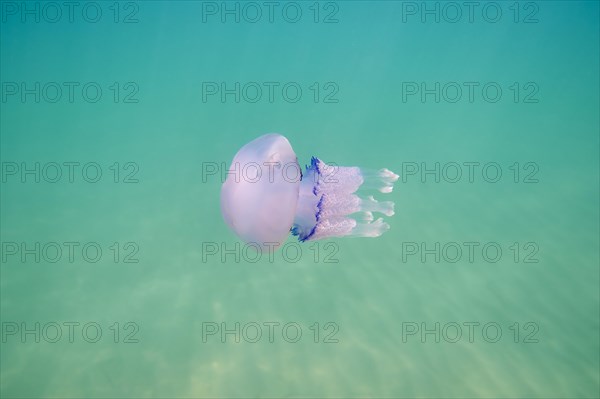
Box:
(220, 134, 301, 251)
(220, 133, 399, 252)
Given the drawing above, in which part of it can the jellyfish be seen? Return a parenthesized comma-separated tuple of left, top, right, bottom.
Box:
(220, 134, 398, 251)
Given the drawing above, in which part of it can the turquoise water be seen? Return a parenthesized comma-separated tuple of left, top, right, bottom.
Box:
(1, 1, 599, 397)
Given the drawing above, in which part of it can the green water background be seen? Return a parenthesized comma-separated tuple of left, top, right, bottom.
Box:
(1, 1, 599, 397)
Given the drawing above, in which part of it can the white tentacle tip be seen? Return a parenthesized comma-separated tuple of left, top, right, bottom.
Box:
(379, 168, 399, 182)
